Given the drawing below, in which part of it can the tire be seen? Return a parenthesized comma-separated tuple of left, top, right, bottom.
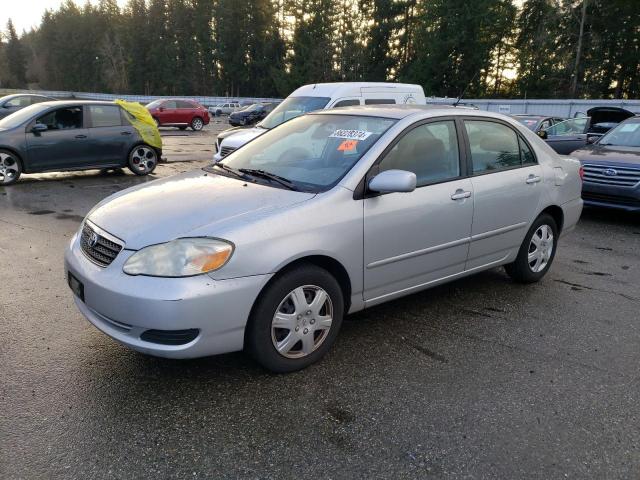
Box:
(0, 149, 22, 186)
(191, 117, 204, 131)
(127, 145, 158, 176)
(240, 117, 247, 126)
(505, 213, 558, 283)
(246, 264, 344, 373)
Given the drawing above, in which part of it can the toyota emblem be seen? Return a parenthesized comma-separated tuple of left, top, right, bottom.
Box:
(603, 168, 618, 177)
(88, 231, 99, 248)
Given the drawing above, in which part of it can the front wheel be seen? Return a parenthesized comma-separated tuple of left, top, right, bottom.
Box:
(505, 213, 558, 283)
(127, 145, 158, 176)
(0, 150, 22, 185)
(191, 117, 204, 131)
(246, 265, 344, 373)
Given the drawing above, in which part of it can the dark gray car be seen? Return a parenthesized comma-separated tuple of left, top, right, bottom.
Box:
(0, 94, 56, 120)
(0, 100, 162, 185)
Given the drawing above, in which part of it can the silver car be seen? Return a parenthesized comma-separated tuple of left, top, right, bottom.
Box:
(65, 105, 583, 372)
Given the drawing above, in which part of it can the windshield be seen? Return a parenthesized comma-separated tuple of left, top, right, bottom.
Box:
(260, 96, 331, 129)
(145, 100, 164, 109)
(598, 119, 640, 147)
(213, 113, 396, 192)
(0, 103, 51, 129)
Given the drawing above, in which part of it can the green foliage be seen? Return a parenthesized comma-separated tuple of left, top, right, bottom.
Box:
(1, 0, 639, 99)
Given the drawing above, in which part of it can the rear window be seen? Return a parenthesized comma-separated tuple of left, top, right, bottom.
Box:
(177, 100, 196, 109)
(89, 105, 122, 128)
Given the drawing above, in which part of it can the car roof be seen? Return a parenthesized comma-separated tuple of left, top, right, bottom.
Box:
(33, 100, 119, 107)
(513, 114, 548, 119)
(290, 82, 425, 99)
(311, 104, 478, 119)
(1, 93, 54, 100)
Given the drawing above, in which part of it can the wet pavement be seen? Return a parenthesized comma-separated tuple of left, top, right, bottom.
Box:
(1, 146, 639, 478)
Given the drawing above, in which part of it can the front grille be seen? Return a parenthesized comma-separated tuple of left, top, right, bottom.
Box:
(140, 329, 200, 346)
(80, 223, 123, 267)
(220, 146, 236, 157)
(582, 164, 640, 187)
(582, 192, 640, 207)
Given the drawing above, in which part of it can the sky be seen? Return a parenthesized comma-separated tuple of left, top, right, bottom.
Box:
(3, 0, 128, 33)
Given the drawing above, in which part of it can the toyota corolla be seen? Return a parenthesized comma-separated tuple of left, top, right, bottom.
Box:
(65, 105, 583, 372)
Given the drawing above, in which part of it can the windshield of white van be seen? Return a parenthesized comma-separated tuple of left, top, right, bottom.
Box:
(259, 96, 330, 129)
(214, 114, 396, 192)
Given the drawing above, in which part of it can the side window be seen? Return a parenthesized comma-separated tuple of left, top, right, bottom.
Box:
(30, 96, 49, 105)
(163, 100, 177, 109)
(519, 136, 536, 165)
(89, 105, 122, 128)
(364, 99, 396, 105)
(464, 120, 521, 173)
(379, 120, 461, 186)
(545, 117, 588, 136)
(333, 99, 360, 108)
(6, 96, 30, 107)
(176, 100, 194, 109)
(539, 119, 552, 130)
(36, 107, 83, 130)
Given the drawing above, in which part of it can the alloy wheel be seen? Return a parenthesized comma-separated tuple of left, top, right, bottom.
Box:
(192, 118, 203, 130)
(130, 146, 157, 174)
(528, 224, 554, 273)
(0, 152, 20, 185)
(271, 285, 333, 359)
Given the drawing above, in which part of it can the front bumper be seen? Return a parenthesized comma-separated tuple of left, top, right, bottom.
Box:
(582, 182, 640, 212)
(65, 230, 272, 359)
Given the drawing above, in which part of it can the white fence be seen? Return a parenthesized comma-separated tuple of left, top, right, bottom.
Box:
(0, 88, 282, 107)
(424, 98, 640, 117)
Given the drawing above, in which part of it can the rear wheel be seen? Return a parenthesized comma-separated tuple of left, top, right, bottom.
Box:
(0, 150, 22, 186)
(505, 213, 558, 283)
(191, 117, 204, 131)
(127, 145, 158, 176)
(246, 264, 344, 373)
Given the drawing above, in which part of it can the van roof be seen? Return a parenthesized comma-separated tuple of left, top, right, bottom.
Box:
(290, 82, 426, 99)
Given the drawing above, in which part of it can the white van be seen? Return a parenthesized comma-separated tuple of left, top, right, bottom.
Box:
(213, 82, 426, 161)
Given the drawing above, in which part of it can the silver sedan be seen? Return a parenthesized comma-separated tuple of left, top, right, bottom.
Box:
(65, 105, 583, 372)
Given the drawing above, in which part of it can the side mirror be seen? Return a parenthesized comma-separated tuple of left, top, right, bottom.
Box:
(368, 169, 416, 194)
(537, 130, 548, 140)
(586, 135, 598, 144)
(32, 123, 48, 134)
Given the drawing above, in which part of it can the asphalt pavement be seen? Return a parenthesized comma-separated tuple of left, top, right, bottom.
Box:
(1, 128, 639, 479)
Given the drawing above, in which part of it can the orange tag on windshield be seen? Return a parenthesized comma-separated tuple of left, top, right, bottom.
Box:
(337, 140, 358, 152)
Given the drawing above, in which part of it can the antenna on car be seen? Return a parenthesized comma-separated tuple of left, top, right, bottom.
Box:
(453, 71, 480, 107)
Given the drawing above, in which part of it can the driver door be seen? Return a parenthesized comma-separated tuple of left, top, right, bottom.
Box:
(26, 106, 91, 170)
(363, 119, 473, 304)
(543, 117, 589, 154)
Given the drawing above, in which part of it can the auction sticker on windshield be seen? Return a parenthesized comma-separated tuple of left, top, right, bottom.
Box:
(330, 129, 372, 141)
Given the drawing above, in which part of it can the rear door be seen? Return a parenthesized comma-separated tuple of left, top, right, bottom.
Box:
(158, 100, 178, 124)
(363, 118, 474, 303)
(86, 104, 132, 165)
(462, 119, 545, 270)
(543, 117, 589, 154)
(26, 106, 90, 170)
(176, 100, 195, 123)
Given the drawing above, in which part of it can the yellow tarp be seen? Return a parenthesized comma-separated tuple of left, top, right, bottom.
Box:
(115, 99, 162, 149)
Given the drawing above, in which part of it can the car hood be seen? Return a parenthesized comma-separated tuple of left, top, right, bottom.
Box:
(571, 144, 640, 166)
(216, 126, 251, 141)
(220, 127, 265, 148)
(87, 170, 315, 250)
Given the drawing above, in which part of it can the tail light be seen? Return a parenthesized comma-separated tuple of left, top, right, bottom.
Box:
(579, 166, 584, 181)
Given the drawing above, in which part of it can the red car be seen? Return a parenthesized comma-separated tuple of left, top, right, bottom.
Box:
(146, 99, 210, 131)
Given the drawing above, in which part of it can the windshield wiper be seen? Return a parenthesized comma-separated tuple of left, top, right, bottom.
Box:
(211, 162, 249, 179)
(239, 168, 298, 190)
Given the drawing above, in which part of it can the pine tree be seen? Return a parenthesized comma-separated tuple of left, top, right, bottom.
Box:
(5, 19, 27, 88)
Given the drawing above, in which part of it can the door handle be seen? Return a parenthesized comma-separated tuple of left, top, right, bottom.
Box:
(451, 190, 472, 200)
(74, 134, 87, 139)
(121, 131, 132, 135)
(526, 175, 542, 184)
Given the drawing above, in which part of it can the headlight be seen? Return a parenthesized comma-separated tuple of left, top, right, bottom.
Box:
(123, 238, 233, 277)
